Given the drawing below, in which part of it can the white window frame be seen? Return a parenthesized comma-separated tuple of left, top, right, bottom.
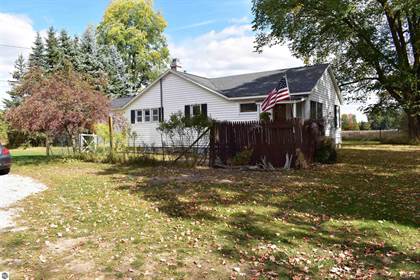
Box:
(152, 108, 159, 122)
(136, 110, 143, 123)
(296, 102, 304, 118)
(144, 109, 151, 122)
(136, 108, 160, 123)
(239, 102, 258, 114)
(310, 101, 323, 120)
(191, 104, 201, 117)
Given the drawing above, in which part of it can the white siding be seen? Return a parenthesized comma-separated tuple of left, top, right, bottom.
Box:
(123, 73, 260, 146)
(122, 69, 342, 146)
(306, 69, 342, 144)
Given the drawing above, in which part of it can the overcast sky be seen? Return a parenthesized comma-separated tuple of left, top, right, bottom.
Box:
(0, 0, 367, 120)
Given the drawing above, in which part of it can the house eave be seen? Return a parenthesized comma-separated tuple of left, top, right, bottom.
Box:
(327, 66, 343, 104)
(119, 69, 232, 111)
(228, 92, 310, 101)
(117, 65, 336, 111)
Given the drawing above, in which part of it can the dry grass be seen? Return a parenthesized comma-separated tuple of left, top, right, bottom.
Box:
(0, 143, 419, 279)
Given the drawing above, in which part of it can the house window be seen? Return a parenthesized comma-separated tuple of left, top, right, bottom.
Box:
(296, 103, 303, 118)
(310, 101, 323, 120)
(136, 110, 143, 122)
(152, 109, 159, 122)
(133, 108, 161, 123)
(317, 102, 323, 119)
(144, 109, 151, 122)
(185, 104, 208, 118)
(192, 104, 201, 116)
(240, 103, 258, 113)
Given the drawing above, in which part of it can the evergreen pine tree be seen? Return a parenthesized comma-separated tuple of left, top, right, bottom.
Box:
(45, 26, 60, 71)
(11, 54, 27, 81)
(80, 25, 107, 91)
(4, 54, 27, 108)
(102, 45, 131, 97)
(28, 32, 46, 69)
(70, 36, 83, 72)
(57, 29, 73, 69)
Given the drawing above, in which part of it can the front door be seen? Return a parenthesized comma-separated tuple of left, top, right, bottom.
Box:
(273, 104, 287, 122)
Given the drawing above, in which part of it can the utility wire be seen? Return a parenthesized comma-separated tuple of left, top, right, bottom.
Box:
(0, 44, 31, 50)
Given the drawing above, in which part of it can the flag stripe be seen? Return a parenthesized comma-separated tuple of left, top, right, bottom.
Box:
(261, 76, 290, 112)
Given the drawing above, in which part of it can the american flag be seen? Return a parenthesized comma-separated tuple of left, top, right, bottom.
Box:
(261, 77, 290, 112)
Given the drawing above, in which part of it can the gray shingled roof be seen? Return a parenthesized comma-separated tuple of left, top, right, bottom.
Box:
(111, 95, 135, 109)
(111, 64, 330, 109)
(178, 64, 330, 98)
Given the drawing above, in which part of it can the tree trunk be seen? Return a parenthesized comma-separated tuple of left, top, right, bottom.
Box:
(407, 114, 420, 141)
(45, 136, 51, 156)
(65, 130, 78, 155)
(71, 135, 78, 154)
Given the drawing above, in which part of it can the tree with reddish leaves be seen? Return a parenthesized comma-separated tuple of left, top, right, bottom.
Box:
(6, 68, 110, 155)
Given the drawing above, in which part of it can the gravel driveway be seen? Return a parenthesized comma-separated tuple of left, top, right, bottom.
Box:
(0, 174, 46, 230)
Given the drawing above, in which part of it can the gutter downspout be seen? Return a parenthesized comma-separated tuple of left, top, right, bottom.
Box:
(159, 78, 166, 161)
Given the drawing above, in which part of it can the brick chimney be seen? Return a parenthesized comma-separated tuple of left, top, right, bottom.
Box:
(170, 58, 181, 71)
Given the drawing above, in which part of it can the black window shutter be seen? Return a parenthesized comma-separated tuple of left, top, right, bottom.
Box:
(131, 110, 136, 124)
(334, 105, 338, 127)
(310, 101, 316, 119)
(201, 104, 208, 118)
(184, 105, 190, 119)
(159, 107, 164, 122)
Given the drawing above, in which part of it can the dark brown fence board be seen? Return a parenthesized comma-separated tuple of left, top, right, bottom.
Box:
(209, 119, 318, 168)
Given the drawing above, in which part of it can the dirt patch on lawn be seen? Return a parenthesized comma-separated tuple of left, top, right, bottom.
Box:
(64, 259, 95, 274)
(46, 237, 87, 255)
(178, 255, 250, 280)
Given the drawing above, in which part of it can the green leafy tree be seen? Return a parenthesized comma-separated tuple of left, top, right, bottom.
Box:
(94, 114, 128, 151)
(367, 105, 403, 130)
(158, 112, 212, 153)
(45, 27, 61, 71)
(97, 0, 170, 91)
(252, 0, 420, 140)
(341, 114, 359, 130)
(359, 121, 371, 131)
(29, 32, 46, 69)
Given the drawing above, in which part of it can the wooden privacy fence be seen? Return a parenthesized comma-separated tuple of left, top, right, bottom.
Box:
(209, 119, 320, 168)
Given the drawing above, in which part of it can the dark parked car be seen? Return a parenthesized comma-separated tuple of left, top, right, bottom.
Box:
(0, 143, 11, 175)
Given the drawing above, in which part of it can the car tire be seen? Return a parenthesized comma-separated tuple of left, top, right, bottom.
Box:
(0, 168, 10, 175)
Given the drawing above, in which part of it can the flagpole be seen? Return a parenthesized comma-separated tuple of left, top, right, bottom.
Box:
(284, 72, 294, 119)
(284, 72, 290, 90)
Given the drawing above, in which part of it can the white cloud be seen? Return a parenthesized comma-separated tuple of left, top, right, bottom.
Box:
(170, 20, 218, 31)
(0, 13, 37, 108)
(169, 24, 303, 77)
(229, 17, 250, 24)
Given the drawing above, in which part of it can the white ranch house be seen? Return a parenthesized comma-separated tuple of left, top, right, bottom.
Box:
(111, 63, 342, 146)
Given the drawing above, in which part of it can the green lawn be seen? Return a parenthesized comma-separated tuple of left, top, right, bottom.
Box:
(0, 144, 419, 279)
